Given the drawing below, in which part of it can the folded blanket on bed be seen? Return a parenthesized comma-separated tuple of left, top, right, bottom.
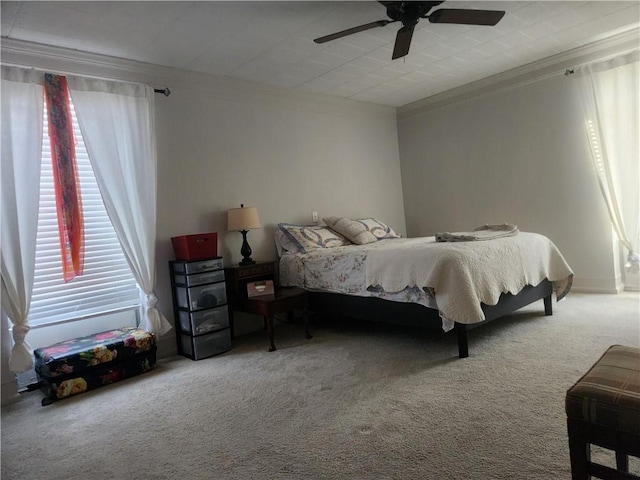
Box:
(435, 223, 519, 242)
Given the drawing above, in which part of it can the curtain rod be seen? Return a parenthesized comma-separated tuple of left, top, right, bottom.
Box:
(564, 48, 639, 78)
(3, 63, 173, 94)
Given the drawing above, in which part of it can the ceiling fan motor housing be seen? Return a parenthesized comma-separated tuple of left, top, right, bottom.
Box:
(384, 1, 444, 25)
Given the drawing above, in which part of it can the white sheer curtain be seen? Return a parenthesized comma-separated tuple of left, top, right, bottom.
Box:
(1, 67, 44, 372)
(66, 77, 172, 336)
(572, 49, 640, 274)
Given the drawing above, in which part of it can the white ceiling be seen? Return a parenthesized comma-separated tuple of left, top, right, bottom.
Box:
(1, 1, 639, 107)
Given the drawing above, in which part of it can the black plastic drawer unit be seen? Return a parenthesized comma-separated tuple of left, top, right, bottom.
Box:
(170, 256, 231, 360)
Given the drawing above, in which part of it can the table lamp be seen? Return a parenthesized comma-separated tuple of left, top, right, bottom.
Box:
(227, 204, 261, 265)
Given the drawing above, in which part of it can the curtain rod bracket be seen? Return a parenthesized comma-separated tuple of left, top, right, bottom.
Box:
(154, 87, 171, 96)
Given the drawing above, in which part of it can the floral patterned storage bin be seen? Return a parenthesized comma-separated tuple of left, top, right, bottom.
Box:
(34, 327, 157, 405)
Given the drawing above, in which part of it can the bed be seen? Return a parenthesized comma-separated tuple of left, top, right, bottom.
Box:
(276, 219, 574, 358)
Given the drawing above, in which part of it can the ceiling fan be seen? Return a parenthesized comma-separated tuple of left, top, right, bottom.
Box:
(314, 1, 505, 60)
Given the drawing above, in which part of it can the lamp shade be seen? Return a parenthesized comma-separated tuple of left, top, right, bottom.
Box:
(227, 205, 261, 231)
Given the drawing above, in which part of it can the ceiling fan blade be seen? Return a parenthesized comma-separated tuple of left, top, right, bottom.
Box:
(428, 9, 505, 26)
(392, 24, 415, 60)
(314, 20, 391, 44)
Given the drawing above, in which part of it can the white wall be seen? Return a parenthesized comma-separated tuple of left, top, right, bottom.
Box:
(153, 75, 405, 351)
(397, 74, 617, 292)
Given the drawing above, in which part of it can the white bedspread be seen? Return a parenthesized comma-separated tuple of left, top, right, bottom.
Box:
(278, 232, 573, 330)
(366, 233, 573, 325)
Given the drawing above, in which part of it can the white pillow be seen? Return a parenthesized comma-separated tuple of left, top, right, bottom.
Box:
(323, 217, 377, 245)
(354, 218, 401, 239)
(277, 223, 352, 253)
(324, 217, 401, 241)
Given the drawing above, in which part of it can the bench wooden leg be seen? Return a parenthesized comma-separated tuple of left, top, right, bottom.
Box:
(568, 437, 590, 479)
(567, 419, 591, 480)
(616, 449, 629, 473)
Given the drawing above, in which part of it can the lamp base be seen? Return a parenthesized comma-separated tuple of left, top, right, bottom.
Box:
(239, 230, 255, 266)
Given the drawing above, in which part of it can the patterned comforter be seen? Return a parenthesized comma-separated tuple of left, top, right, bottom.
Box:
(279, 234, 573, 331)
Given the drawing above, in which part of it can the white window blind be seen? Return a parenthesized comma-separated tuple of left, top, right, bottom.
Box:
(28, 99, 140, 326)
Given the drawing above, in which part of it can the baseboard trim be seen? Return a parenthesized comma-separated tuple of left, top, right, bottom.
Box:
(570, 286, 621, 294)
(571, 276, 622, 294)
(156, 336, 177, 359)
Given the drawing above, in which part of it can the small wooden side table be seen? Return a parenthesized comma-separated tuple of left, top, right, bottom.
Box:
(225, 261, 312, 351)
(239, 288, 312, 352)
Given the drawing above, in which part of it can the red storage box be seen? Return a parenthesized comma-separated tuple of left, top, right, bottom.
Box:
(171, 233, 218, 261)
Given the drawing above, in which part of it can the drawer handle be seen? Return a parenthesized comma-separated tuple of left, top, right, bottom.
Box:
(199, 264, 218, 271)
(199, 274, 221, 281)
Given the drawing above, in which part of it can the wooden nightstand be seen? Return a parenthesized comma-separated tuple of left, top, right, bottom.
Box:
(224, 261, 312, 351)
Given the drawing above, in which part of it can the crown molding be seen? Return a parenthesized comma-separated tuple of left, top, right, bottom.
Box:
(0, 38, 395, 118)
(397, 27, 640, 121)
(4, 25, 637, 121)
(0, 37, 170, 85)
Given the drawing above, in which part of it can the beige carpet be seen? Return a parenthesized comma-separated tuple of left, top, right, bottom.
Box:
(2, 292, 639, 480)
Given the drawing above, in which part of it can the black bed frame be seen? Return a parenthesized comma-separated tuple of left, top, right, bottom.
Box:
(307, 279, 553, 358)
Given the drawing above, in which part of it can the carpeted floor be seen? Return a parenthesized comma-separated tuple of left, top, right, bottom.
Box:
(1, 292, 639, 480)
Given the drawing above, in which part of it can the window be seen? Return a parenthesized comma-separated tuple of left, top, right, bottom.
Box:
(574, 52, 639, 284)
(28, 99, 140, 327)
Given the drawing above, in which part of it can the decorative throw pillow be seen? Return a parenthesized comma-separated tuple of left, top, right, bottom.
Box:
(277, 223, 352, 253)
(353, 218, 401, 239)
(323, 217, 377, 245)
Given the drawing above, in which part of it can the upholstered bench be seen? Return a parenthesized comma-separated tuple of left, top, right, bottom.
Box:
(566, 345, 640, 479)
(34, 327, 157, 406)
